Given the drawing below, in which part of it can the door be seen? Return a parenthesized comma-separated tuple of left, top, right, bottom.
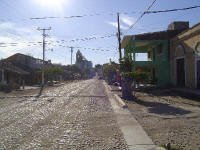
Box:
(197, 60, 200, 88)
(176, 58, 185, 87)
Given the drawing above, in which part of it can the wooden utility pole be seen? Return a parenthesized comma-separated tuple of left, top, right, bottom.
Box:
(70, 47, 73, 65)
(117, 13, 122, 61)
(37, 27, 51, 87)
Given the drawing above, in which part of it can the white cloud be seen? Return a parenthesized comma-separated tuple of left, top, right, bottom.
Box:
(0, 22, 44, 59)
(0, 22, 14, 30)
(107, 22, 118, 28)
(107, 15, 135, 30)
(107, 21, 129, 30)
(120, 15, 135, 26)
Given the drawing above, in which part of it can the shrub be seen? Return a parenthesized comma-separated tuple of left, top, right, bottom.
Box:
(120, 58, 132, 72)
(102, 62, 119, 82)
(133, 71, 149, 83)
(121, 71, 149, 83)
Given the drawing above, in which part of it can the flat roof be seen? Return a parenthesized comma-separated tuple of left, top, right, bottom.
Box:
(122, 29, 185, 48)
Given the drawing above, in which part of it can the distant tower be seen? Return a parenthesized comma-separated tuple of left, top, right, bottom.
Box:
(76, 50, 83, 63)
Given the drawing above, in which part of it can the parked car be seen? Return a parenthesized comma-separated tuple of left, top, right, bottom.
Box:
(113, 82, 120, 86)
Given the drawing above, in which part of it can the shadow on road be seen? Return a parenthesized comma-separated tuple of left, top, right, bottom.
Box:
(36, 86, 44, 98)
(136, 88, 200, 101)
(134, 98, 191, 116)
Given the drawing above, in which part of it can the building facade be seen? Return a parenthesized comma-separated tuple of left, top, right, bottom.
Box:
(170, 23, 200, 89)
(2, 53, 52, 85)
(122, 22, 189, 87)
(0, 60, 28, 90)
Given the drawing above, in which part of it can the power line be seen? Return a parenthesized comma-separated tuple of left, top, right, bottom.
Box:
(54, 34, 116, 43)
(62, 45, 117, 52)
(145, 5, 200, 14)
(1, 12, 136, 23)
(3, 3, 199, 49)
(29, 12, 136, 20)
(30, 14, 101, 20)
(0, 40, 117, 52)
(0, 32, 116, 48)
(1, 5, 199, 23)
(123, 0, 157, 34)
(123, 4, 200, 34)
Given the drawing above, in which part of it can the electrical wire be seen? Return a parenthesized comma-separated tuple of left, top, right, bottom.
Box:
(0, 40, 117, 52)
(29, 12, 136, 20)
(51, 45, 117, 52)
(123, 0, 157, 34)
(145, 5, 200, 14)
(53, 34, 116, 43)
(0, 31, 117, 48)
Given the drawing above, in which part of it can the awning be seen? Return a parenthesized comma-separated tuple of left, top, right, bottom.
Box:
(0, 61, 29, 75)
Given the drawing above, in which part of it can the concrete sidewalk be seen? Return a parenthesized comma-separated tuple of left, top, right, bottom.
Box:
(172, 88, 200, 99)
(19, 86, 40, 90)
(103, 81, 163, 150)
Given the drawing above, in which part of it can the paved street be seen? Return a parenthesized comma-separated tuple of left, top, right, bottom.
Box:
(0, 79, 127, 150)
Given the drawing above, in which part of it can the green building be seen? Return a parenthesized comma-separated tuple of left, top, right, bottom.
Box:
(122, 29, 185, 87)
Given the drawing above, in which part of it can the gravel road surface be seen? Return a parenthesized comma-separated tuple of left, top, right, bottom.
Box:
(0, 79, 127, 150)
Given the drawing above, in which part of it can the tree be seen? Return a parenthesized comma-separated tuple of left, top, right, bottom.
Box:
(102, 61, 119, 83)
(44, 67, 64, 82)
(63, 65, 83, 80)
(94, 64, 102, 71)
(120, 58, 149, 100)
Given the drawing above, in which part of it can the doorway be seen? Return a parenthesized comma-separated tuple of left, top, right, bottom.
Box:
(176, 58, 185, 87)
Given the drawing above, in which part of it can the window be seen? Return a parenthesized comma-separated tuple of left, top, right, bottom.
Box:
(135, 53, 148, 61)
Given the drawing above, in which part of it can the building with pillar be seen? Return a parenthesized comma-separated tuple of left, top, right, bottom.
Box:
(170, 23, 200, 89)
(0, 60, 28, 89)
(121, 22, 189, 87)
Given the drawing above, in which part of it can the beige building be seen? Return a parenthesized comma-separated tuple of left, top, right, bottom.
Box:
(170, 23, 200, 89)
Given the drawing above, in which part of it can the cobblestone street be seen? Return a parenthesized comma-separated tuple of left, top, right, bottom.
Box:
(0, 79, 127, 150)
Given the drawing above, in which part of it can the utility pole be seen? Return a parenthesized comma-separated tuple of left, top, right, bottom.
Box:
(70, 47, 73, 65)
(117, 13, 122, 62)
(37, 27, 51, 87)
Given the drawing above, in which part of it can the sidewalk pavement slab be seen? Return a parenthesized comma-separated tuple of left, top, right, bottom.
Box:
(103, 81, 165, 150)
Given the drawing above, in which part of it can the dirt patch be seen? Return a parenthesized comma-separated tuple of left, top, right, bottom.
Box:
(111, 86, 200, 150)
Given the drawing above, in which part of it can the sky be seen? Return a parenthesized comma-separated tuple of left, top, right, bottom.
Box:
(0, 0, 199, 66)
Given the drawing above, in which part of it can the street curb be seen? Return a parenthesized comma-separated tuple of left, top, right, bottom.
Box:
(103, 81, 164, 150)
(113, 94, 128, 108)
(103, 82, 127, 108)
(107, 84, 112, 91)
